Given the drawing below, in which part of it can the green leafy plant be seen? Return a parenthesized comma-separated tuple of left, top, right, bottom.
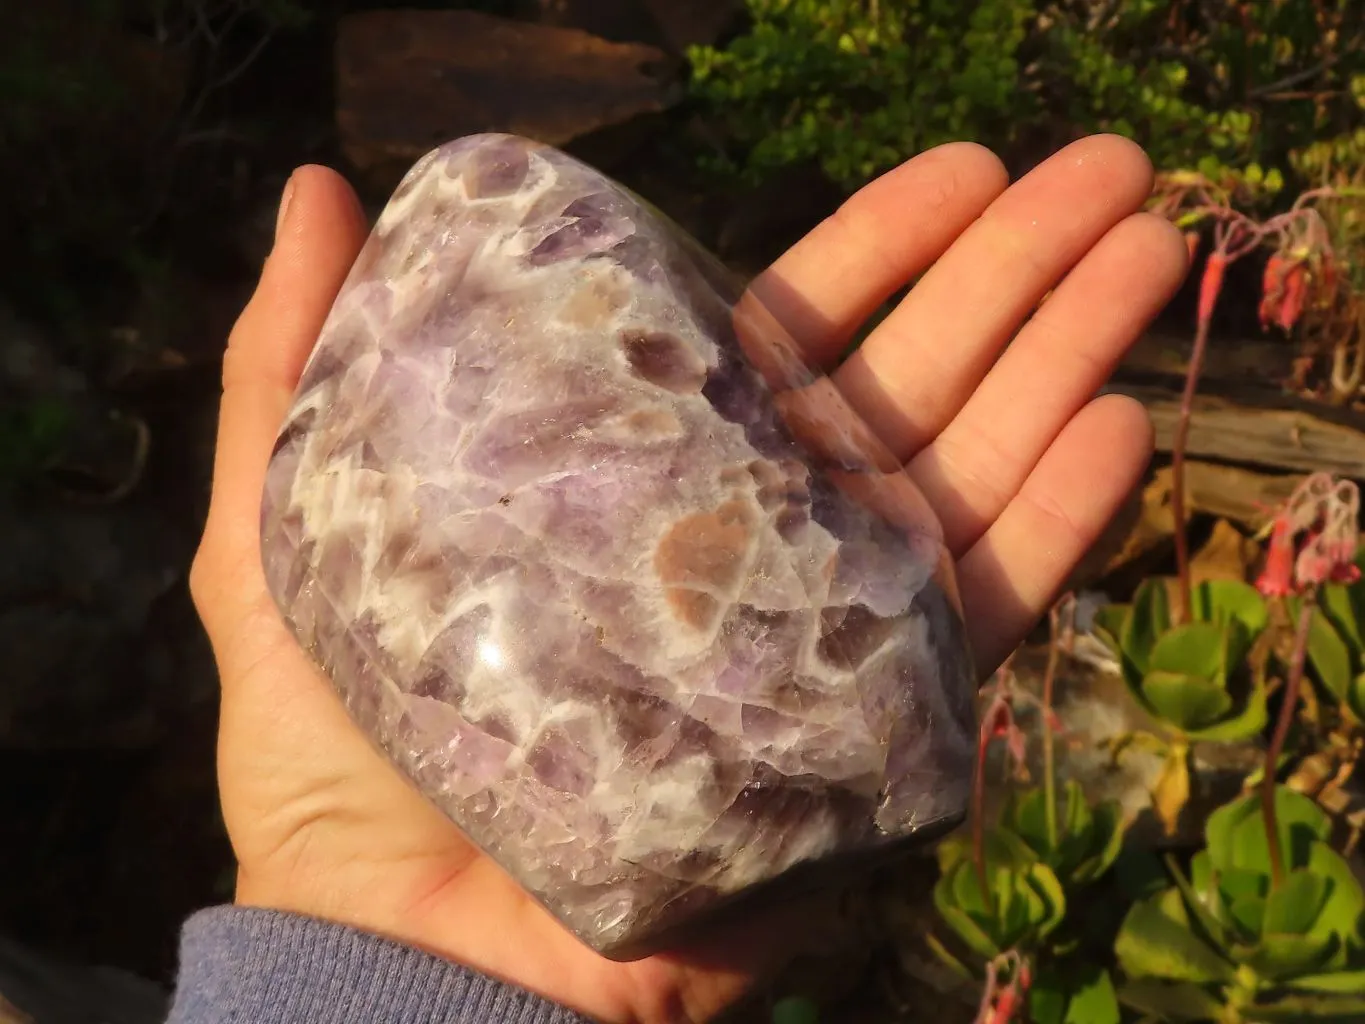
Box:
(1115, 787, 1365, 1022)
(688, 0, 1038, 189)
(932, 782, 1127, 1023)
(1091, 578, 1271, 833)
(994, 781, 1126, 895)
(688, 1, 1365, 195)
(1109, 468, 1364, 1022)
(930, 600, 1126, 1023)
(1094, 578, 1270, 741)
(933, 828, 1069, 964)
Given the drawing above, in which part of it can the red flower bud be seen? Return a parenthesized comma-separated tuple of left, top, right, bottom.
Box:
(1259, 253, 1309, 333)
(1199, 252, 1227, 327)
(1276, 261, 1308, 331)
(985, 698, 1012, 738)
(1256, 516, 1297, 598)
(1184, 231, 1201, 263)
(988, 986, 1020, 1024)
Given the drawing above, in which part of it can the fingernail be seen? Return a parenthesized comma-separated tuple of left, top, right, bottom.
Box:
(274, 174, 297, 244)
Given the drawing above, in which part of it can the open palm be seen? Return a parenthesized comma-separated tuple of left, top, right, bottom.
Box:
(189, 135, 1187, 1024)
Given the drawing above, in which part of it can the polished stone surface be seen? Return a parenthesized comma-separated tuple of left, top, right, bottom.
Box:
(260, 133, 976, 956)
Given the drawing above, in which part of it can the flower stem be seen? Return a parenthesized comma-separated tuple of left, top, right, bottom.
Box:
(1041, 601, 1066, 849)
(1264, 592, 1315, 888)
(1173, 253, 1226, 625)
(972, 712, 993, 915)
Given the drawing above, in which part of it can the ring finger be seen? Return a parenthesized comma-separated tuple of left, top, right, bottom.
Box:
(831, 134, 1157, 463)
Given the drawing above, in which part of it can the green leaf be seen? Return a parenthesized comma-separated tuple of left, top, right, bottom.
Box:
(1206, 789, 1331, 872)
(1125, 578, 1172, 674)
(933, 866, 1000, 960)
(1091, 603, 1128, 657)
(1226, 887, 1269, 940)
(1025, 862, 1069, 939)
(1304, 843, 1365, 951)
(1183, 686, 1269, 742)
(990, 826, 1042, 867)
(1172, 851, 1234, 951)
(1116, 891, 1238, 983)
(1226, 789, 1333, 874)
(1318, 582, 1365, 662)
(1005, 786, 1055, 859)
(1209, 862, 1267, 938)
(1193, 579, 1269, 642)
(1288, 970, 1365, 994)
(1149, 622, 1234, 682)
(995, 865, 1030, 938)
(1063, 964, 1120, 1024)
(1031, 962, 1121, 1024)
(1305, 607, 1357, 705)
(1243, 931, 1337, 979)
(1141, 671, 1234, 730)
(1348, 674, 1365, 723)
(1118, 979, 1226, 1021)
(1245, 993, 1365, 1019)
(1263, 870, 1331, 937)
(1205, 795, 1248, 872)
(957, 853, 999, 916)
(1059, 779, 1095, 846)
(1071, 798, 1125, 884)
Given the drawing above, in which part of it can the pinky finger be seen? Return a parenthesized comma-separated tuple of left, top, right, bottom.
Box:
(954, 394, 1153, 675)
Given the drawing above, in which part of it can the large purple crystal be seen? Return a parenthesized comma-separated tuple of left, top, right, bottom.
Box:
(260, 134, 977, 958)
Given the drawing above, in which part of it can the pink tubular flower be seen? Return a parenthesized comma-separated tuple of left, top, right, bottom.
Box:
(1255, 474, 1361, 597)
(1185, 230, 1201, 263)
(1256, 517, 1297, 598)
(982, 693, 1027, 775)
(1199, 252, 1228, 327)
(1259, 252, 1309, 333)
(976, 952, 1031, 1024)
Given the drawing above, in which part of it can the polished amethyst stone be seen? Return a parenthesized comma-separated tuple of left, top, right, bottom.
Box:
(260, 134, 977, 957)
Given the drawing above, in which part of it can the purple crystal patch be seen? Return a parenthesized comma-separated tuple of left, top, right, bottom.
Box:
(260, 134, 977, 957)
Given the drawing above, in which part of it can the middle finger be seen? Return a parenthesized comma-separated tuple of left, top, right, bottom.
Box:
(830, 134, 1156, 463)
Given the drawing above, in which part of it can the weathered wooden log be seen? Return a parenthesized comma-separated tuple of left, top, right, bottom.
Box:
(1153, 461, 1303, 528)
(1122, 328, 1301, 388)
(1103, 381, 1365, 479)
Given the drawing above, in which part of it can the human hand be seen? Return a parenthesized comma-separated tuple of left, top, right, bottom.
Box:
(189, 134, 1187, 1024)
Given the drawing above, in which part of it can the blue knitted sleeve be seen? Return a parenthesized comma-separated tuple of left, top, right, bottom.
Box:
(163, 907, 592, 1024)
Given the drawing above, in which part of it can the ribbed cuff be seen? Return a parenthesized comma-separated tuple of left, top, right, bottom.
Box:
(164, 906, 591, 1024)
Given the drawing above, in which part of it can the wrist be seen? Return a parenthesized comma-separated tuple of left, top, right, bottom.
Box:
(166, 905, 593, 1023)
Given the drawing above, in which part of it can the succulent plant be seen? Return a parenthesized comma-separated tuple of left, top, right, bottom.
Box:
(933, 828, 1068, 963)
(1093, 578, 1271, 743)
(996, 780, 1126, 891)
(930, 783, 1127, 1023)
(1114, 786, 1365, 1022)
(1092, 578, 1272, 833)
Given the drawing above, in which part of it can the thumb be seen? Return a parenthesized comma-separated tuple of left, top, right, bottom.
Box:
(191, 165, 369, 672)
